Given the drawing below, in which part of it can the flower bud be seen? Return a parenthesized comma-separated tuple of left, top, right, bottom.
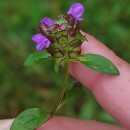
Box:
(67, 3, 84, 21)
(40, 17, 53, 27)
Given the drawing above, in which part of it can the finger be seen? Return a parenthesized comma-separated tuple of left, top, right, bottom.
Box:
(37, 116, 126, 130)
(0, 119, 13, 130)
(69, 32, 130, 129)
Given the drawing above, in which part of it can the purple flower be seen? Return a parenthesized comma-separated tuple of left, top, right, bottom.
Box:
(67, 3, 84, 21)
(40, 17, 53, 27)
(32, 34, 50, 51)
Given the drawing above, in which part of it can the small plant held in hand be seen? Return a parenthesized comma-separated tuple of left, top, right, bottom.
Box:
(10, 3, 119, 130)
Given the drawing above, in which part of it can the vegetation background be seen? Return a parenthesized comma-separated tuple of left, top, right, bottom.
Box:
(0, 0, 130, 126)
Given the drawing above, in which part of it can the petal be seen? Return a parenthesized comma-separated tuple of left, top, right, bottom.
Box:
(40, 17, 53, 27)
(35, 43, 44, 51)
(32, 34, 46, 44)
(44, 40, 50, 48)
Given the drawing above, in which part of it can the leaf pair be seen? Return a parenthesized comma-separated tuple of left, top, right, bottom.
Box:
(24, 51, 119, 75)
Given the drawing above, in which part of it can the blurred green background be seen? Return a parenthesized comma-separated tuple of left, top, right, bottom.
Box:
(0, 0, 130, 126)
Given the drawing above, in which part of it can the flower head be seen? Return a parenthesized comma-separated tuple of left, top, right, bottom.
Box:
(32, 34, 50, 51)
(32, 3, 85, 56)
(67, 3, 84, 21)
(40, 17, 53, 27)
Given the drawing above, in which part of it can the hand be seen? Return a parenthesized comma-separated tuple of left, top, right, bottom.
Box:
(1, 32, 130, 130)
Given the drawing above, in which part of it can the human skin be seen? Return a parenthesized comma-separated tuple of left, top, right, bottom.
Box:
(0, 32, 130, 130)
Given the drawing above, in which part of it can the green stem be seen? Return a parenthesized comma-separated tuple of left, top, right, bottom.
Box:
(49, 62, 69, 117)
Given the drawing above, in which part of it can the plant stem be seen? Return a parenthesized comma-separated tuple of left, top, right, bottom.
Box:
(49, 62, 69, 117)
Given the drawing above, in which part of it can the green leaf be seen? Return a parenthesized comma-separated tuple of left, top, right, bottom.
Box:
(24, 52, 51, 67)
(58, 82, 84, 110)
(79, 54, 120, 75)
(10, 108, 50, 130)
(53, 59, 61, 73)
